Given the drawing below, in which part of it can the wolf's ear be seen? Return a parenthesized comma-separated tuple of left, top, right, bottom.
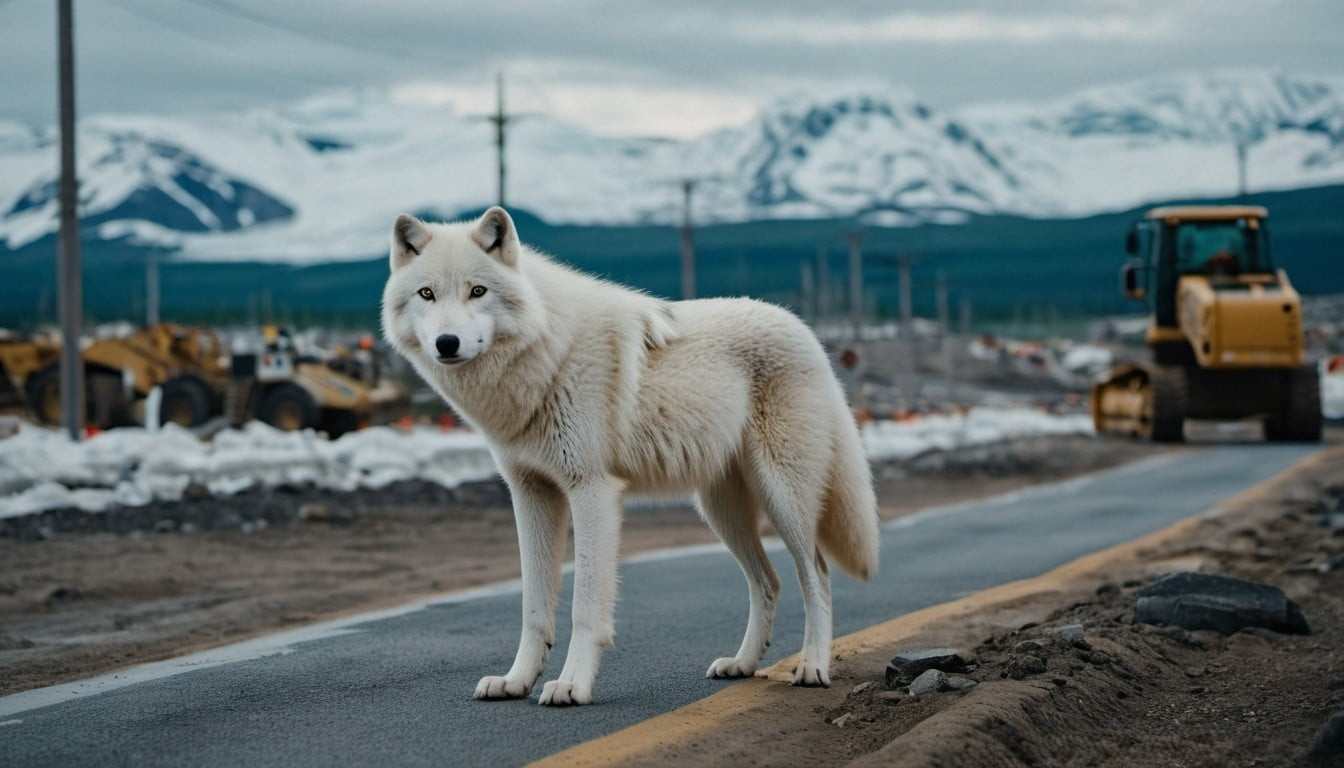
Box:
(390, 214, 431, 270)
(471, 207, 520, 269)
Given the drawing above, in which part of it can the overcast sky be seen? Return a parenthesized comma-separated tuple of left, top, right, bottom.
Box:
(2, 0, 1341, 138)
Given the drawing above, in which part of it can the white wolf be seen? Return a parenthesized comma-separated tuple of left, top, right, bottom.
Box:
(381, 207, 878, 706)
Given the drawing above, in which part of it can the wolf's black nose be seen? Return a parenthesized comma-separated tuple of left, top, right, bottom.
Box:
(435, 334, 460, 358)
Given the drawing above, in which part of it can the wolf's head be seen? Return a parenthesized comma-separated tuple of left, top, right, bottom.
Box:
(381, 207, 541, 370)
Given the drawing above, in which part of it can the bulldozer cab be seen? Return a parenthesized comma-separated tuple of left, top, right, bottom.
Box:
(1127, 206, 1272, 327)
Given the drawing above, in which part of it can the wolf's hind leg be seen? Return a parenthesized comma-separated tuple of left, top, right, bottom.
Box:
(474, 468, 568, 701)
(750, 442, 833, 687)
(698, 465, 780, 679)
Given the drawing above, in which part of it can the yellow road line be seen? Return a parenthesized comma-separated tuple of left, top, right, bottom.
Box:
(535, 446, 1338, 767)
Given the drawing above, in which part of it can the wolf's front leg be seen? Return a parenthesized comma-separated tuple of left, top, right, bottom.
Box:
(474, 468, 569, 700)
(538, 476, 623, 706)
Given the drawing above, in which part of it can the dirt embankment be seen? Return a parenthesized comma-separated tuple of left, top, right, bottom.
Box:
(0, 434, 1153, 697)
(554, 445, 1344, 768)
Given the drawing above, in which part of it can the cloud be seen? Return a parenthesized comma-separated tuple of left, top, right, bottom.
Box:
(0, 0, 1339, 139)
(736, 11, 1173, 45)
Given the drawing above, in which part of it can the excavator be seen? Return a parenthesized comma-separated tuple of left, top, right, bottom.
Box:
(1091, 205, 1321, 442)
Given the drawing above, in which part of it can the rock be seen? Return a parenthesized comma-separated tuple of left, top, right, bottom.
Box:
(1318, 553, 1344, 574)
(1305, 709, 1344, 763)
(1013, 639, 1045, 654)
(1046, 623, 1085, 642)
(298, 503, 329, 522)
(885, 647, 967, 688)
(831, 712, 854, 728)
(1134, 572, 1311, 635)
(907, 669, 950, 695)
(946, 675, 978, 691)
(1005, 655, 1047, 679)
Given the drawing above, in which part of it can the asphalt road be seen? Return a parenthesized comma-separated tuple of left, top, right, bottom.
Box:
(0, 443, 1318, 767)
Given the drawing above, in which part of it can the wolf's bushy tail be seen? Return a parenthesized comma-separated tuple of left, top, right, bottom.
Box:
(817, 402, 879, 581)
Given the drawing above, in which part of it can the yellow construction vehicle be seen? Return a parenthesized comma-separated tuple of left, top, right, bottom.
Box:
(0, 332, 62, 419)
(1091, 205, 1321, 442)
(225, 327, 408, 437)
(2, 324, 230, 429)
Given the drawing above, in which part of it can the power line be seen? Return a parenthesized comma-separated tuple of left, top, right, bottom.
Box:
(177, 0, 461, 66)
(105, 0, 334, 87)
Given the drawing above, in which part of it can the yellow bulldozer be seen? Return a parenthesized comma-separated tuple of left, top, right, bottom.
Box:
(223, 326, 408, 437)
(0, 323, 229, 429)
(0, 324, 408, 436)
(1091, 205, 1321, 442)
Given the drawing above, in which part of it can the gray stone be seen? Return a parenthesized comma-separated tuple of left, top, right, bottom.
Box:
(1046, 623, 1085, 642)
(1013, 639, 1045, 654)
(1134, 572, 1311, 635)
(885, 647, 967, 688)
(907, 669, 950, 695)
(831, 712, 854, 728)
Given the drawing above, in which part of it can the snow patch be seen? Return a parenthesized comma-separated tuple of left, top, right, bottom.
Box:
(0, 408, 1096, 519)
(860, 408, 1094, 462)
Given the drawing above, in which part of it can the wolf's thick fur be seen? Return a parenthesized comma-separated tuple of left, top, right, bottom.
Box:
(382, 207, 878, 706)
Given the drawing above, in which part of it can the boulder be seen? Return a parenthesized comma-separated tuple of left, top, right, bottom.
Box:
(885, 648, 968, 688)
(907, 669, 950, 695)
(1135, 572, 1310, 635)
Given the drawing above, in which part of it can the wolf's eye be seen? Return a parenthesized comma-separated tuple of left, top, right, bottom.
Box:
(417, 287, 435, 301)
(469, 285, 488, 299)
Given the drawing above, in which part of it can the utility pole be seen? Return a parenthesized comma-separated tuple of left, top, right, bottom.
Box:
(472, 73, 536, 209)
(847, 231, 863, 339)
(680, 179, 696, 300)
(57, 0, 84, 440)
(1236, 140, 1248, 200)
(937, 270, 954, 396)
(897, 253, 917, 333)
(490, 73, 508, 207)
(146, 251, 159, 326)
(816, 248, 831, 324)
(798, 261, 814, 324)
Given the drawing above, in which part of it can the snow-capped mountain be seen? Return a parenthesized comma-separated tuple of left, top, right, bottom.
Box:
(2, 70, 1342, 263)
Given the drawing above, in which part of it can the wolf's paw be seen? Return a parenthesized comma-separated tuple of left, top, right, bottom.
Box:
(473, 675, 531, 700)
(790, 660, 830, 688)
(538, 679, 592, 706)
(705, 656, 756, 679)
